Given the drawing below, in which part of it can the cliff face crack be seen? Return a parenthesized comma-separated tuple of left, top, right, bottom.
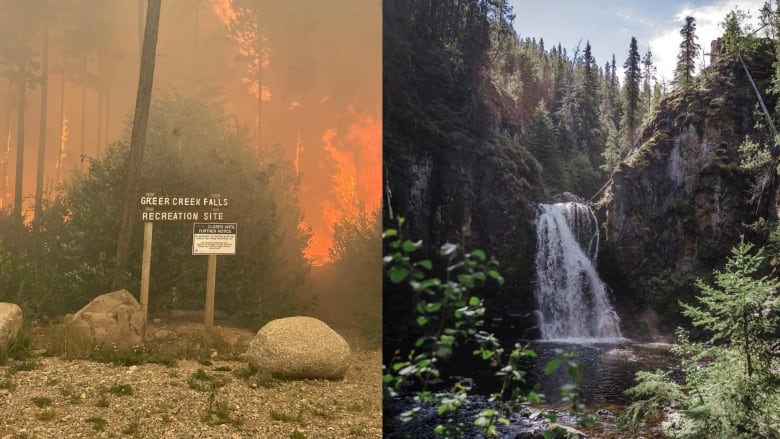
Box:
(534, 202, 622, 340)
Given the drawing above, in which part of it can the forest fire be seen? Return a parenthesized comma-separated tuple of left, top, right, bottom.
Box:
(304, 111, 381, 266)
(1, 0, 380, 270)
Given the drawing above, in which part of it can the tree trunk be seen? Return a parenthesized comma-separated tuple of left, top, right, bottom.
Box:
(13, 71, 27, 222)
(56, 67, 66, 186)
(96, 89, 103, 155)
(104, 89, 110, 148)
(79, 81, 86, 172)
(34, 21, 50, 227)
(112, 0, 162, 290)
(1, 100, 11, 208)
(255, 12, 263, 151)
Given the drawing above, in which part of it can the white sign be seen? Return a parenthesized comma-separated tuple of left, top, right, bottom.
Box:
(193, 223, 237, 255)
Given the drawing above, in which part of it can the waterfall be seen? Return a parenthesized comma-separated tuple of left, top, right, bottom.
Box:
(534, 202, 622, 340)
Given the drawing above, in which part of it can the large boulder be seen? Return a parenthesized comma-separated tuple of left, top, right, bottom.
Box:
(0, 302, 23, 352)
(64, 290, 145, 355)
(246, 316, 350, 379)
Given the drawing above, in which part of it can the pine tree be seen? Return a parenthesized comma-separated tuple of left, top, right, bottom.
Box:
(641, 47, 656, 117)
(525, 101, 563, 190)
(577, 41, 602, 166)
(622, 37, 641, 147)
(675, 16, 700, 87)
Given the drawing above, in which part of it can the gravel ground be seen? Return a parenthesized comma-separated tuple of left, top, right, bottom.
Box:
(0, 321, 381, 439)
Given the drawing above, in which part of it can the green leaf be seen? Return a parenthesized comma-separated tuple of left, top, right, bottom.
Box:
(457, 274, 475, 288)
(468, 296, 481, 307)
(416, 316, 428, 327)
(470, 249, 486, 261)
(402, 239, 422, 253)
(488, 270, 504, 285)
(424, 302, 442, 313)
(440, 243, 457, 256)
(383, 229, 398, 238)
(388, 266, 409, 283)
(544, 358, 561, 375)
(416, 259, 433, 270)
(527, 391, 541, 404)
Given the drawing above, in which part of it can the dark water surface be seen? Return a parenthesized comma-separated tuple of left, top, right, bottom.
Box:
(444, 339, 679, 406)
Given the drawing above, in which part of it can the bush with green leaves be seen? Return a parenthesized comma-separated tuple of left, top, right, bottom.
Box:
(620, 238, 780, 438)
(1, 94, 312, 327)
(383, 219, 592, 437)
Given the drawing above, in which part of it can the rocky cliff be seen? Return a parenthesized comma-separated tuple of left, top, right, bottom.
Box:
(599, 46, 778, 336)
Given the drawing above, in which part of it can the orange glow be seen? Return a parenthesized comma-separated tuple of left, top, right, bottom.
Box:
(211, 0, 236, 25)
(345, 111, 382, 214)
(303, 110, 382, 265)
(243, 81, 271, 101)
(56, 114, 69, 185)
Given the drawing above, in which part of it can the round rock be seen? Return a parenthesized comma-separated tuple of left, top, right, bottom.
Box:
(246, 316, 350, 379)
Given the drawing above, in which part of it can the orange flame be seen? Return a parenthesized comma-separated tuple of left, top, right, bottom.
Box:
(303, 110, 382, 265)
(211, 0, 236, 25)
(56, 114, 68, 185)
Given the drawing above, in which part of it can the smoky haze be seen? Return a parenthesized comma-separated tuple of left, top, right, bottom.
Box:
(0, 0, 381, 328)
(0, 0, 380, 261)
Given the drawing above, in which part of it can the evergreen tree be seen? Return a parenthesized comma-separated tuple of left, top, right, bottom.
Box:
(622, 37, 641, 147)
(641, 47, 656, 117)
(525, 101, 563, 190)
(576, 41, 602, 166)
(675, 16, 700, 87)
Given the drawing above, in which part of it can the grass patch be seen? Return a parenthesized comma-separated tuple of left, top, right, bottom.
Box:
(308, 402, 334, 419)
(0, 373, 15, 391)
(345, 400, 370, 413)
(96, 390, 110, 408)
(35, 409, 56, 421)
(202, 400, 242, 427)
(90, 345, 176, 367)
(269, 407, 304, 423)
(188, 368, 229, 392)
(59, 384, 83, 404)
(232, 366, 256, 379)
(0, 329, 32, 365)
(85, 416, 108, 431)
(290, 430, 307, 439)
(213, 365, 231, 372)
(122, 421, 140, 435)
(109, 383, 134, 396)
(9, 360, 39, 374)
(31, 396, 52, 408)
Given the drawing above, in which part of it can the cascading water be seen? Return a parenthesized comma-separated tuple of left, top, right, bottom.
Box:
(534, 202, 622, 340)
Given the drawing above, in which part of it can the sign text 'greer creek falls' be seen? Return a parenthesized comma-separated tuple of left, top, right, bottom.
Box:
(533, 202, 622, 340)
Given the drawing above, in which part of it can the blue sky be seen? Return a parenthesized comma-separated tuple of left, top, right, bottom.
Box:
(508, 0, 767, 83)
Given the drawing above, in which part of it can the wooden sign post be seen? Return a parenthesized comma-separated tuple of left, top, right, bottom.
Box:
(138, 192, 232, 326)
(193, 222, 237, 326)
(140, 219, 153, 322)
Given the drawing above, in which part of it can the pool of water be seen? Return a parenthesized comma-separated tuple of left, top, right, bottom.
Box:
(442, 339, 679, 405)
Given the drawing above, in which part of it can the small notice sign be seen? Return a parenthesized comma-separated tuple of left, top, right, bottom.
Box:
(193, 223, 237, 255)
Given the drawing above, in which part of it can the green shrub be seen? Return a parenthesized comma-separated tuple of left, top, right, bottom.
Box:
(621, 239, 780, 438)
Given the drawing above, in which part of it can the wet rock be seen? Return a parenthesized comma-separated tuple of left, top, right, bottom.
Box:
(599, 48, 776, 337)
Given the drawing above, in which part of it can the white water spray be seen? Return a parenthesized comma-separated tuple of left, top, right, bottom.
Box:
(534, 202, 622, 340)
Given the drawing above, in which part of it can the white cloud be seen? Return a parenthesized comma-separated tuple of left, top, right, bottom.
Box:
(650, 0, 766, 84)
